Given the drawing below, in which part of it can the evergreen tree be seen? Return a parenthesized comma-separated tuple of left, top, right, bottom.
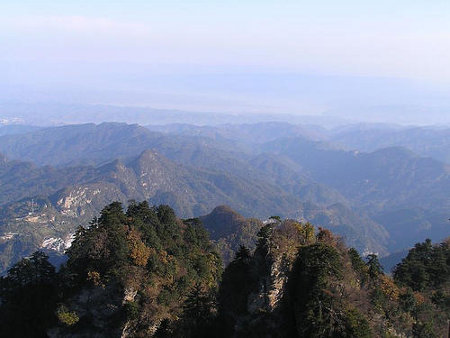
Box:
(394, 238, 450, 291)
(218, 245, 256, 336)
(288, 243, 344, 337)
(0, 251, 57, 337)
(180, 283, 217, 337)
(366, 254, 383, 280)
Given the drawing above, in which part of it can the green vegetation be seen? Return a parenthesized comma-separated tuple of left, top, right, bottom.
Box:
(394, 238, 450, 291)
(393, 238, 450, 335)
(1, 202, 222, 337)
(0, 251, 58, 337)
(0, 202, 448, 337)
(56, 305, 79, 326)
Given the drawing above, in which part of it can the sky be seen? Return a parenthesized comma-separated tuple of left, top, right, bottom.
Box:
(1, 1, 450, 124)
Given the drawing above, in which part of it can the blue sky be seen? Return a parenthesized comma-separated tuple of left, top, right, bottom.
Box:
(1, 1, 450, 123)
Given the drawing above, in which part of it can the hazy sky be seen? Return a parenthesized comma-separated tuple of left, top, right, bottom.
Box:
(2, 0, 450, 79)
(1, 1, 450, 123)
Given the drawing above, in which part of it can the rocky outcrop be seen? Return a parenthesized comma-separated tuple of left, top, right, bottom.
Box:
(227, 220, 308, 336)
(247, 253, 290, 314)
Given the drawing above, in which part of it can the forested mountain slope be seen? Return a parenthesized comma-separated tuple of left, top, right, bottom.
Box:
(261, 137, 450, 249)
(263, 139, 450, 210)
(1, 202, 448, 337)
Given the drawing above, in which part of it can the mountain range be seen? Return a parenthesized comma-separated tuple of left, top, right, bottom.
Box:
(0, 121, 448, 273)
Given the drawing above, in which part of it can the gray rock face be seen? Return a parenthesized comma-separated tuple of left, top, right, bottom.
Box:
(247, 254, 289, 314)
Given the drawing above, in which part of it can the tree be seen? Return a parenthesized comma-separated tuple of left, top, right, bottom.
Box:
(0, 251, 57, 337)
(234, 245, 251, 263)
(180, 283, 217, 337)
(256, 223, 274, 252)
(342, 308, 372, 338)
(66, 202, 130, 281)
(288, 243, 344, 337)
(218, 245, 256, 336)
(366, 254, 383, 280)
(412, 321, 438, 338)
(348, 248, 368, 284)
(393, 238, 449, 291)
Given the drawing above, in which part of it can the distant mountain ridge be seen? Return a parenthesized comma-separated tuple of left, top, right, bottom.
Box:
(328, 125, 450, 164)
(262, 138, 450, 211)
(0, 121, 448, 273)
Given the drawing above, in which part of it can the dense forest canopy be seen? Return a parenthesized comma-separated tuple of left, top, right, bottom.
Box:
(0, 202, 448, 337)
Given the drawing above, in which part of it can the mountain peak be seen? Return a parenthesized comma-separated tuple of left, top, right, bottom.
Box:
(137, 149, 161, 160)
(209, 205, 241, 218)
(132, 149, 174, 171)
(200, 205, 245, 240)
